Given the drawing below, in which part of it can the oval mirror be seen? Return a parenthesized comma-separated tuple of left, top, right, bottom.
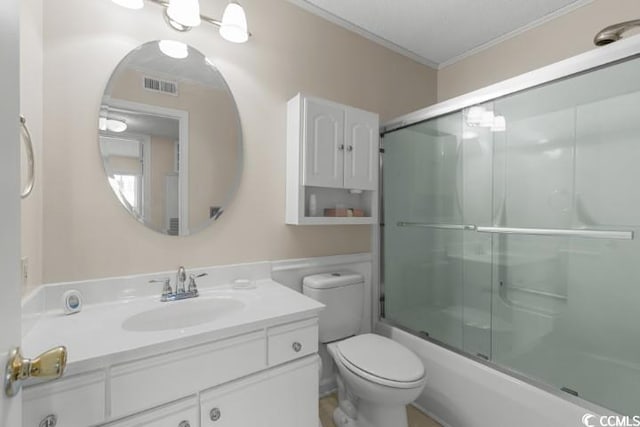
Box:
(99, 41, 242, 236)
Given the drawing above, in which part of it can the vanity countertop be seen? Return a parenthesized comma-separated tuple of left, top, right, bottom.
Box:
(22, 279, 324, 375)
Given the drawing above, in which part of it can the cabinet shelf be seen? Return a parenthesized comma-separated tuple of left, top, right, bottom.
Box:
(286, 93, 379, 225)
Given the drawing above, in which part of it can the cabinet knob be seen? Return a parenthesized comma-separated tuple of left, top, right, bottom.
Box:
(338, 144, 345, 151)
(292, 342, 302, 352)
(210, 407, 221, 421)
(347, 145, 353, 152)
(39, 415, 57, 427)
(178, 421, 190, 427)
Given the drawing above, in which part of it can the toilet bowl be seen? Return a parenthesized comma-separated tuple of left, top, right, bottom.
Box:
(327, 334, 426, 427)
(303, 273, 426, 427)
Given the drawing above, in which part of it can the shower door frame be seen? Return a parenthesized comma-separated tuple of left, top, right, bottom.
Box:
(375, 34, 640, 415)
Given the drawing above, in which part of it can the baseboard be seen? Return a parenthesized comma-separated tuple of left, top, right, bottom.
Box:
(320, 379, 337, 398)
(410, 401, 453, 427)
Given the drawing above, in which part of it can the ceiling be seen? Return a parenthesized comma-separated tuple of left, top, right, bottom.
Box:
(289, 0, 593, 68)
(123, 42, 227, 89)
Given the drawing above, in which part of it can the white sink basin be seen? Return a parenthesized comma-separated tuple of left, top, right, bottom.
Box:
(122, 296, 246, 332)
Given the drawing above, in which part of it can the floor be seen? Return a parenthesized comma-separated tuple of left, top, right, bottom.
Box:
(319, 393, 442, 427)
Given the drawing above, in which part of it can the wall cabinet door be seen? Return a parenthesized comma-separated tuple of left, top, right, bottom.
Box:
(303, 98, 345, 189)
(344, 108, 378, 190)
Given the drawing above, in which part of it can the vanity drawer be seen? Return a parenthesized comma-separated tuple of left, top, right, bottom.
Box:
(23, 371, 106, 427)
(110, 331, 266, 418)
(267, 318, 318, 366)
(102, 396, 198, 427)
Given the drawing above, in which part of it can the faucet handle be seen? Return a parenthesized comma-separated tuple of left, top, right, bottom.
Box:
(187, 273, 207, 294)
(149, 278, 172, 299)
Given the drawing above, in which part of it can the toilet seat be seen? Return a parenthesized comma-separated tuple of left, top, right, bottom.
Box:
(334, 334, 425, 389)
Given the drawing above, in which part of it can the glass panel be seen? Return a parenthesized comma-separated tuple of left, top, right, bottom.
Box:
(383, 55, 640, 416)
(383, 112, 466, 348)
(491, 56, 640, 415)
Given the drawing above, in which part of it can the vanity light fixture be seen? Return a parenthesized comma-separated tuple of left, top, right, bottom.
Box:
(166, 0, 201, 28)
(111, 0, 251, 43)
(158, 40, 189, 59)
(219, 1, 249, 43)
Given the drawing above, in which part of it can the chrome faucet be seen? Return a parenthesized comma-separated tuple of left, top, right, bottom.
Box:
(175, 266, 187, 294)
(149, 266, 207, 302)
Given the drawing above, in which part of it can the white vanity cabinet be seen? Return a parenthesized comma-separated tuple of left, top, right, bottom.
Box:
(286, 93, 379, 225)
(22, 318, 320, 427)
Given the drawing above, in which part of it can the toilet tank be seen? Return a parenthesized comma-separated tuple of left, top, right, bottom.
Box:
(303, 272, 364, 343)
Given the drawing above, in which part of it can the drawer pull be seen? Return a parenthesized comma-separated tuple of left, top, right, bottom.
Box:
(178, 421, 190, 427)
(210, 407, 221, 421)
(39, 415, 57, 427)
(292, 342, 302, 352)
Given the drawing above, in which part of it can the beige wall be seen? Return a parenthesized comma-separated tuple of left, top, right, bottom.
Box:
(437, 0, 640, 101)
(40, 0, 437, 284)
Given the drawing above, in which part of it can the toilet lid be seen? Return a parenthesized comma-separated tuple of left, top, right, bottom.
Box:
(336, 334, 425, 384)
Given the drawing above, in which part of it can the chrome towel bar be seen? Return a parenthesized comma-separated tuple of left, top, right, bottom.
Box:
(396, 222, 633, 240)
(20, 115, 35, 199)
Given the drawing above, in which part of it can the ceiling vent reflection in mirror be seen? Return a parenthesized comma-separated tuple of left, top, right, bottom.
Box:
(111, 0, 251, 44)
(143, 76, 178, 96)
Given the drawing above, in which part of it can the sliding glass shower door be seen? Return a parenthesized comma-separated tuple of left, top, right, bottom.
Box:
(382, 55, 640, 415)
(383, 109, 494, 359)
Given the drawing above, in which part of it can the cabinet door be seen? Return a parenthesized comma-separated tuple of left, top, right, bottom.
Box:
(344, 108, 378, 190)
(101, 397, 197, 427)
(23, 371, 105, 427)
(201, 356, 318, 427)
(303, 98, 345, 188)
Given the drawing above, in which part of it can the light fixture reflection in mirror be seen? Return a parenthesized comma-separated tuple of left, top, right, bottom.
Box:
(99, 41, 243, 236)
(158, 40, 189, 59)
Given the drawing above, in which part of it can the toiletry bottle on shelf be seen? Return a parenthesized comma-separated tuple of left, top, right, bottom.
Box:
(309, 193, 317, 216)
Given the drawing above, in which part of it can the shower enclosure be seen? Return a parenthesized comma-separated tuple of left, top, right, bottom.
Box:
(381, 41, 640, 416)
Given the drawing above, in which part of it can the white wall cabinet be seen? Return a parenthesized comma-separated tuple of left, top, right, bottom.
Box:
(287, 93, 379, 225)
(22, 319, 319, 427)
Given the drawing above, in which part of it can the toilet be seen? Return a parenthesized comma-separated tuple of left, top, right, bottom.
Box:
(303, 272, 426, 427)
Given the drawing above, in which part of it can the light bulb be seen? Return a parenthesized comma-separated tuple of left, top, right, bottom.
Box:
(491, 116, 506, 132)
(111, 0, 144, 9)
(167, 0, 201, 28)
(158, 40, 189, 59)
(219, 1, 249, 43)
